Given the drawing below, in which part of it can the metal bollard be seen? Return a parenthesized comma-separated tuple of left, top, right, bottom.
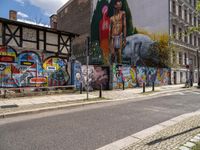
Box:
(152, 82, 155, 91)
(123, 81, 125, 90)
(99, 84, 102, 98)
(143, 83, 145, 93)
(4, 89, 6, 98)
(80, 82, 83, 94)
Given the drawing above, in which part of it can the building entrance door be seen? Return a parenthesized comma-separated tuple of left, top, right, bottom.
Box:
(174, 72, 177, 84)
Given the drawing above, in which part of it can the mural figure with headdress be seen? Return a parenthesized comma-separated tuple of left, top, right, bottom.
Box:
(109, 0, 126, 64)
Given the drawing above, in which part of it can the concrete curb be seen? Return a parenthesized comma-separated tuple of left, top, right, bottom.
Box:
(0, 87, 192, 119)
(0, 100, 108, 118)
(96, 111, 200, 150)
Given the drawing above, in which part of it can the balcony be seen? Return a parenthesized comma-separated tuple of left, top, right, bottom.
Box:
(172, 39, 197, 52)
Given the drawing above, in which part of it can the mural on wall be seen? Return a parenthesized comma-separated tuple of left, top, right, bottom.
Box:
(91, 0, 170, 67)
(112, 64, 137, 88)
(43, 57, 69, 86)
(72, 62, 109, 90)
(91, 0, 135, 65)
(112, 64, 170, 89)
(0, 46, 70, 88)
(72, 62, 82, 89)
(155, 68, 170, 86)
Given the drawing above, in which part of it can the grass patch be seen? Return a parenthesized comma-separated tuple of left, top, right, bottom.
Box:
(140, 90, 160, 95)
(192, 142, 200, 150)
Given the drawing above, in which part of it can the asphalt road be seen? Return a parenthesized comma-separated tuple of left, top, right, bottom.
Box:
(0, 90, 200, 150)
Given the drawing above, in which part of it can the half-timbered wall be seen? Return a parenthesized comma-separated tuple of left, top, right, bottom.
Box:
(0, 19, 74, 57)
(0, 18, 77, 88)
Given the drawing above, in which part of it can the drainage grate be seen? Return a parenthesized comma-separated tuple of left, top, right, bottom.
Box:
(1, 104, 19, 109)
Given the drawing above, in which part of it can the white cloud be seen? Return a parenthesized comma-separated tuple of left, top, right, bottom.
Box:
(17, 18, 50, 27)
(17, 11, 29, 18)
(15, 0, 69, 16)
(14, 0, 25, 5)
(29, 0, 68, 16)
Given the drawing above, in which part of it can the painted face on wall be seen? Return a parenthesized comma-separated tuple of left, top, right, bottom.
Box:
(102, 5, 108, 16)
(115, 1, 122, 11)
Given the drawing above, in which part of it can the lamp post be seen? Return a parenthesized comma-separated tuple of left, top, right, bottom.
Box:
(86, 37, 90, 100)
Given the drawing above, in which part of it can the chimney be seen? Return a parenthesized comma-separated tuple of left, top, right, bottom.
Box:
(50, 14, 57, 29)
(9, 10, 17, 21)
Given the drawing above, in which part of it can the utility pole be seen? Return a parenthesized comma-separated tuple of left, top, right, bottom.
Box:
(86, 37, 90, 100)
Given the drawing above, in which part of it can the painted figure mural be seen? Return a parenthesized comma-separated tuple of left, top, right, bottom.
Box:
(110, 0, 126, 64)
(91, 0, 134, 65)
(0, 46, 70, 88)
(91, 0, 170, 68)
(99, 5, 110, 65)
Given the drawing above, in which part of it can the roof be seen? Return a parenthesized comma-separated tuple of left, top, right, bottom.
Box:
(0, 17, 79, 37)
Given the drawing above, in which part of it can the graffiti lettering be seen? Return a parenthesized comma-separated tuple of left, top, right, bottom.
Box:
(47, 66, 56, 71)
(30, 77, 47, 84)
(0, 56, 15, 63)
(21, 61, 34, 66)
(0, 64, 6, 71)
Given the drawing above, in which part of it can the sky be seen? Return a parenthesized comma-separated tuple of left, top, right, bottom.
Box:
(0, 0, 69, 27)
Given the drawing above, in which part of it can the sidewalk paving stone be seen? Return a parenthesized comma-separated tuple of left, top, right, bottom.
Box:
(122, 115, 200, 150)
(184, 142, 196, 148)
(179, 146, 190, 150)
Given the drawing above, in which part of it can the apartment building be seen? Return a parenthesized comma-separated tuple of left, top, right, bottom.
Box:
(56, 0, 200, 84)
(169, 0, 199, 84)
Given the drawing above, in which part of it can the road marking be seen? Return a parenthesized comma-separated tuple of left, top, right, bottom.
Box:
(175, 92, 185, 95)
(189, 91, 200, 95)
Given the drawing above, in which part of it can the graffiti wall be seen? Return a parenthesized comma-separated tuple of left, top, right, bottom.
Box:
(91, 0, 169, 67)
(71, 62, 82, 89)
(112, 64, 170, 89)
(0, 46, 70, 88)
(72, 63, 109, 90)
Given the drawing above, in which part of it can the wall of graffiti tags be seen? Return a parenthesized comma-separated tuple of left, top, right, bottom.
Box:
(0, 46, 70, 88)
(112, 64, 170, 89)
(72, 62, 109, 90)
(72, 62, 170, 91)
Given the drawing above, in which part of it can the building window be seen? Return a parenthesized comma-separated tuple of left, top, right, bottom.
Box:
(172, 1, 176, 14)
(194, 0, 197, 8)
(172, 24, 176, 39)
(179, 52, 182, 65)
(198, 18, 200, 26)
(173, 51, 176, 63)
(189, 13, 192, 24)
(184, 53, 187, 65)
(194, 17, 197, 26)
(190, 34, 193, 45)
(194, 35, 197, 46)
(198, 37, 200, 46)
(178, 5, 182, 18)
(190, 0, 192, 5)
(184, 31, 188, 43)
(194, 56, 197, 67)
(184, 9, 188, 22)
(179, 28, 182, 40)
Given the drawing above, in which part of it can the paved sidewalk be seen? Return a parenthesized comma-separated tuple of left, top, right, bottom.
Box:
(122, 113, 200, 150)
(91, 84, 190, 100)
(0, 84, 196, 117)
(0, 84, 187, 107)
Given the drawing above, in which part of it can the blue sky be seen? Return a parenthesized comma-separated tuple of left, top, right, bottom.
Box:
(0, 0, 68, 27)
